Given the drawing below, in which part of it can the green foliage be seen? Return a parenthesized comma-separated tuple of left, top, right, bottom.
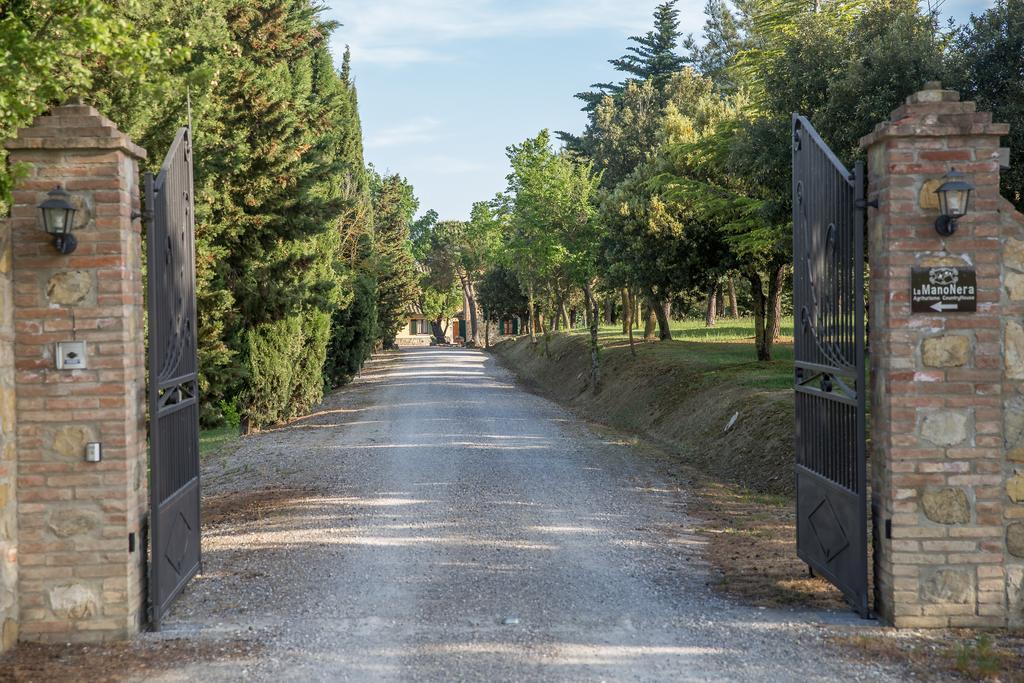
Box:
(609, 1, 688, 89)
(949, 0, 1024, 209)
(9, 0, 390, 429)
(574, 0, 687, 113)
(0, 0, 164, 204)
(323, 272, 378, 387)
(218, 398, 242, 429)
(952, 635, 1002, 678)
(684, 0, 743, 92)
(503, 130, 602, 298)
(369, 169, 420, 349)
(477, 265, 529, 321)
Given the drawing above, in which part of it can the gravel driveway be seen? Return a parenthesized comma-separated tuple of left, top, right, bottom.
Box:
(147, 347, 906, 682)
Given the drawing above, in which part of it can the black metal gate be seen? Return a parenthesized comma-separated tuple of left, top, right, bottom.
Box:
(792, 114, 868, 616)
(146, 127, 201, 629)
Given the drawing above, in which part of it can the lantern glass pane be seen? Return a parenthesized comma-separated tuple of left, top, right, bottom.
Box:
(49, 208, 67, 233)
(946, 190, 963, 217)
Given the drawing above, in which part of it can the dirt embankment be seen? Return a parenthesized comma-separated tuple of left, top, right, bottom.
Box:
(492, 333, 795, 497)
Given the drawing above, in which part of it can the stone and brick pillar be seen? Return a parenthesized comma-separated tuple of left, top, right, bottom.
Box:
(4, 103, 148, 641)
(0, 191, 18, 652)
(862, 82, 1022, 627)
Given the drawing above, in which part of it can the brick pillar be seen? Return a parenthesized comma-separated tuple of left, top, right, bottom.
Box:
(862, 82, 1022, 628)
(0, 215, 17, 652)
(4, 103, 148, 641)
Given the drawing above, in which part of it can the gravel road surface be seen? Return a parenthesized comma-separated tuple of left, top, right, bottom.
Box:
(149, 347, 907, 682)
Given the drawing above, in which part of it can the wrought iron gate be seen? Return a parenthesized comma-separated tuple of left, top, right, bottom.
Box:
(146, 127, 201, 629)
(792, 115, 868, 616)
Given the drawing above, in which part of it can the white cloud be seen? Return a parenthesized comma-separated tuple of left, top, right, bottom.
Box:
(326, 0, 685, 66)
(366, 117, 443, 148)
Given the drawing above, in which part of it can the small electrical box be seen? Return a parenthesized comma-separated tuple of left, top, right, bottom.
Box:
(56, 341, 87, 370)
(85, 442, 102, 463)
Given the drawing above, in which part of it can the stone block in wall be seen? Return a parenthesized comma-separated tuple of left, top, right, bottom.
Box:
(921, 335, 971, 367)
(1006, 396, 1024, 462)
(921, 488, 972, 524)
(919, 410, 971, 447)
(1009, 523, 1024, 559)
(921, 568, 974, 604)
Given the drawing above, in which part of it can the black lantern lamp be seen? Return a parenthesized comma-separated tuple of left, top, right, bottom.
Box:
(37, 186, 78, 254)
(934, 169, 975, 237)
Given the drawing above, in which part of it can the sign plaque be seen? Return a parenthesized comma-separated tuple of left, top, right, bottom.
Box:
(911, 267, 977, 314)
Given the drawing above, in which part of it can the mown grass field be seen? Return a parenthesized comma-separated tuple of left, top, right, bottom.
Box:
(557, 315, 795, 391)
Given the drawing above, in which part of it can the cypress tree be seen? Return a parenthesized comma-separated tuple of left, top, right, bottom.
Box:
(369, 169, 420, 349)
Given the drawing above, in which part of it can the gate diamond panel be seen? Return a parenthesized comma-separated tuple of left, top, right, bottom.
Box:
(146, 127, 201, 629)
(792, 115, 869, 617)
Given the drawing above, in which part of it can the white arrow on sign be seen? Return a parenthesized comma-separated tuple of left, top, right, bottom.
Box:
(930, 301, 959, 312)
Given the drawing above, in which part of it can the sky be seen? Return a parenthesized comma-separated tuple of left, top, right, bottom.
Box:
(323, 0, 992, 221)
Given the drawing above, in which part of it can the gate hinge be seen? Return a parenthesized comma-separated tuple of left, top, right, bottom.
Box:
(855, 198, 879, 209)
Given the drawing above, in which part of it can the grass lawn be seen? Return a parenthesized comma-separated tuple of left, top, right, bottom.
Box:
(199, 424, 241, 459)
(555, 315, 795, 391)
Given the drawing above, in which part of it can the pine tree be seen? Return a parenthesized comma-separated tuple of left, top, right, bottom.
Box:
(688, 0, 742, 91)
(573, 1, 687, 113)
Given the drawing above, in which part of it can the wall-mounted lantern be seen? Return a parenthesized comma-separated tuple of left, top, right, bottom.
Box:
(934, 169, 975, 237)
(37, 186, 79, 254)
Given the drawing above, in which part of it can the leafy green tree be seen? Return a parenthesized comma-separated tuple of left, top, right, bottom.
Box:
(503, 130, 603, 382)
(949, 0, 1024, 209)
(477, 265, 529, 347)
(503, 131, 567, 343)
(419, 276, 462, 343)
(587, 69, 720, 189)
(419, 204, 501, 346)
(653, 0, 944, 361)
(0, 0, 162, 204)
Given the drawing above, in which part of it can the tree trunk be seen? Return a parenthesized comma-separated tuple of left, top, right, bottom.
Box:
(484, 314, 491, 349)
(527, 283, 537, 344)
(767, 264, 787, 343)
(583, 281, 601, 390)
(622, 288, 636, 356)
(728, 278, 739, 318)
(705, 282, 718, 328)
(655, 295, 673, 341)
(458, 273, 480, 346)
(747, 270, 770, 361)
(570, 307, 577, 328)
(467, 282, 479, 345)
(643, 300, 658, 341)
(620, 288, 630, 334)
(603, 297, 613, 326)
(540, 311, 550, 357)
(431, 319, 446, 344)
(560, 299, 570, 330)
(634, 290, 640, 329)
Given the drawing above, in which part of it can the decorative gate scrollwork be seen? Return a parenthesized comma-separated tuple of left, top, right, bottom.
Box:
(146, 127, 201, 629)
(792, 114, 869, 617)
